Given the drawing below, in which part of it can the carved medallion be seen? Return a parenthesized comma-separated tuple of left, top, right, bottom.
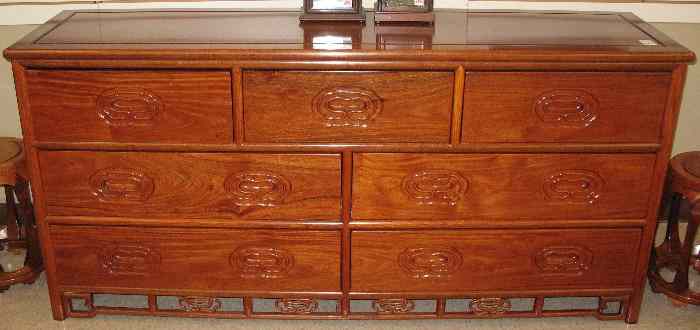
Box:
(534, 89, 598, 127)
(398, 247, 463, 279)
(232, 246, 294, 279)
(535, 246, 593, 275)
(99, 243, 161, 276)
(275, 298, 319, 314)
(177, 296, 222, 312)
(224, 171, 291, 207)
(97, 87, 162, 127)
(312, 86, 383, 128)
(470, 297, 511, 316)
(543, 169, 604, 204)
(402, 169, 468, 206)
(89, 168, 155, 203)
(372, 298, 415, 314)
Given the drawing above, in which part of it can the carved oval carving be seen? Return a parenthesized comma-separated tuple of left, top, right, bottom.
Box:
(224, 171, 292, 207)
(372, 298, 415, 314)
(543, 169, 604, 204)
(99, 243, 161, 276)
(470, 298, 511, 316)
(534, 89, 598, 127)
(97, 87, 162, 127)
(178, 296, 222, 312)
(402, 169, 468, 206)
(398, 247, 463, 279)
(231, 246, 294, 279)
(275, 298, 319, 314)
(312, 86, 383, 128)
(535, 246, 593, 275)
(89, 168, 155, 203)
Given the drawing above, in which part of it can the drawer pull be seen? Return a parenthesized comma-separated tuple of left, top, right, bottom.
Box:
(534, 90, 598, 127)
(177, 296, 222, 312)
(470, 297, 511, 316)
(544, 170, 603, 204)
(372, 298, 415, 314)
(398, 247, 463, 279)
(99, 243, 161, 276)
(225, 171, 291, 207)
(402, 169, 468, 206)
(232, 246, 295, 279)
(535, 246, 593, 275)
(97, 87, 162, 127)
(312, 86, 383, 128)
(275, 298, 319, 314)
(89, 168, 155, 203)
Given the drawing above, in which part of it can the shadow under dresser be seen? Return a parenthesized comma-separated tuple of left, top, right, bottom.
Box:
(2, 9, 696, 323)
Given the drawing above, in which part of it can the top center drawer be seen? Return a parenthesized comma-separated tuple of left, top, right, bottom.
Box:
(242, 70, 454, 143)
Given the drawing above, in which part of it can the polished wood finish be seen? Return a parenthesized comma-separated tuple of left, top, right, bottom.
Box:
(0, 138, 44, 291)
(352, 153, 655, 220)
(351, 228, 641, 292)
(462, 72, 671, 143)
(649, 151, 700, 305)
(3, 9, 694, 323)
(25, 70, 233, 144)
(39, 152, 341, 221)
(243, 70, 453, 143)
(51, 226, 341, 292)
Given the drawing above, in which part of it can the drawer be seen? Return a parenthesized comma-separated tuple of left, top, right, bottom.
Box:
(51, 226, 340, 292)
(243, 70, 453, 143)
(352, 153, 655, 220)
(351, 228, 641, 292)
(39, 151, 341, 220)
(462, 72, 671, 143)
(25, 70, 233, 143)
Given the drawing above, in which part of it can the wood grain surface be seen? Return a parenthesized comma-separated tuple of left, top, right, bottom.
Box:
(25, 70, 233, 144)
(39, 151, 341, 221)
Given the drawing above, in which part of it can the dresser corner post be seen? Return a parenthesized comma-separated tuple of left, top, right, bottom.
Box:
(10, 62, 66, 321)
(625, 64, 689, 324)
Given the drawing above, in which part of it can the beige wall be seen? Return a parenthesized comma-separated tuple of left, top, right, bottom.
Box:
(1, 23, 699, 152)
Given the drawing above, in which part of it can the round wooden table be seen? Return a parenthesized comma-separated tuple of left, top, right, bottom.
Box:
(0, 138, 43, 291)
(649, 151, 700, 305)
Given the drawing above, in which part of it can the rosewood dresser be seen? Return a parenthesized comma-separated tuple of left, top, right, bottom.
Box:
(3, 9, 695, 323)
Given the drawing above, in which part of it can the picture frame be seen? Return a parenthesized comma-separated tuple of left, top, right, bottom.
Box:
(300, 0, 366, 23)
(374, 0, 434, 24)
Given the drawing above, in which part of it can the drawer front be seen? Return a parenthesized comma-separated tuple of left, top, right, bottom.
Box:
(352, 153, 655, 220)
(40, 151, 341, 220)
(26, 70, 233, 143)
(243, 70, 454, 143)
(351, 228, 641, 292)
(462, 72, 671, 143)
(51, 226, 340, 292)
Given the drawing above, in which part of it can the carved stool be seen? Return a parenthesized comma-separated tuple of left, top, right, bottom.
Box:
(0, 138, 43, 291)
(649, 151, 700, 305)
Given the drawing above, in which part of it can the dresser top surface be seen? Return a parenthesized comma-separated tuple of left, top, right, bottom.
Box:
(4, 9, 695, 62)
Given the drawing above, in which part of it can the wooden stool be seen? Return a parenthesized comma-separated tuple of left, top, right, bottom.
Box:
(0, 138, 43, 291)
(649, 151, 700, 305)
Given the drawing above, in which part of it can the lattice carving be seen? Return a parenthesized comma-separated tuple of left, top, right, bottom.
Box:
(312, 86, 383, 128)
(275, 298, 319, 314)
(535, 246, 593, 275)
(402, 169, 468, 206)
(89, 168, 155, 203)
(470, 298, 511, 316)
(177, 296, 222, 312)
(372, 298, 415, 314)
(99, 242, 161, 276)
(97, 87, 162, 127)
(543, 169, 604, 204)
(231, 246, 294, 279)
(398, 247, 463, 279)
(534, 89, 598, 127)
(224, 171, 291, 207)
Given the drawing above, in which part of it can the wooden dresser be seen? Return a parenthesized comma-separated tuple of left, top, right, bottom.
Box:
(3, 9, 695, 323)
